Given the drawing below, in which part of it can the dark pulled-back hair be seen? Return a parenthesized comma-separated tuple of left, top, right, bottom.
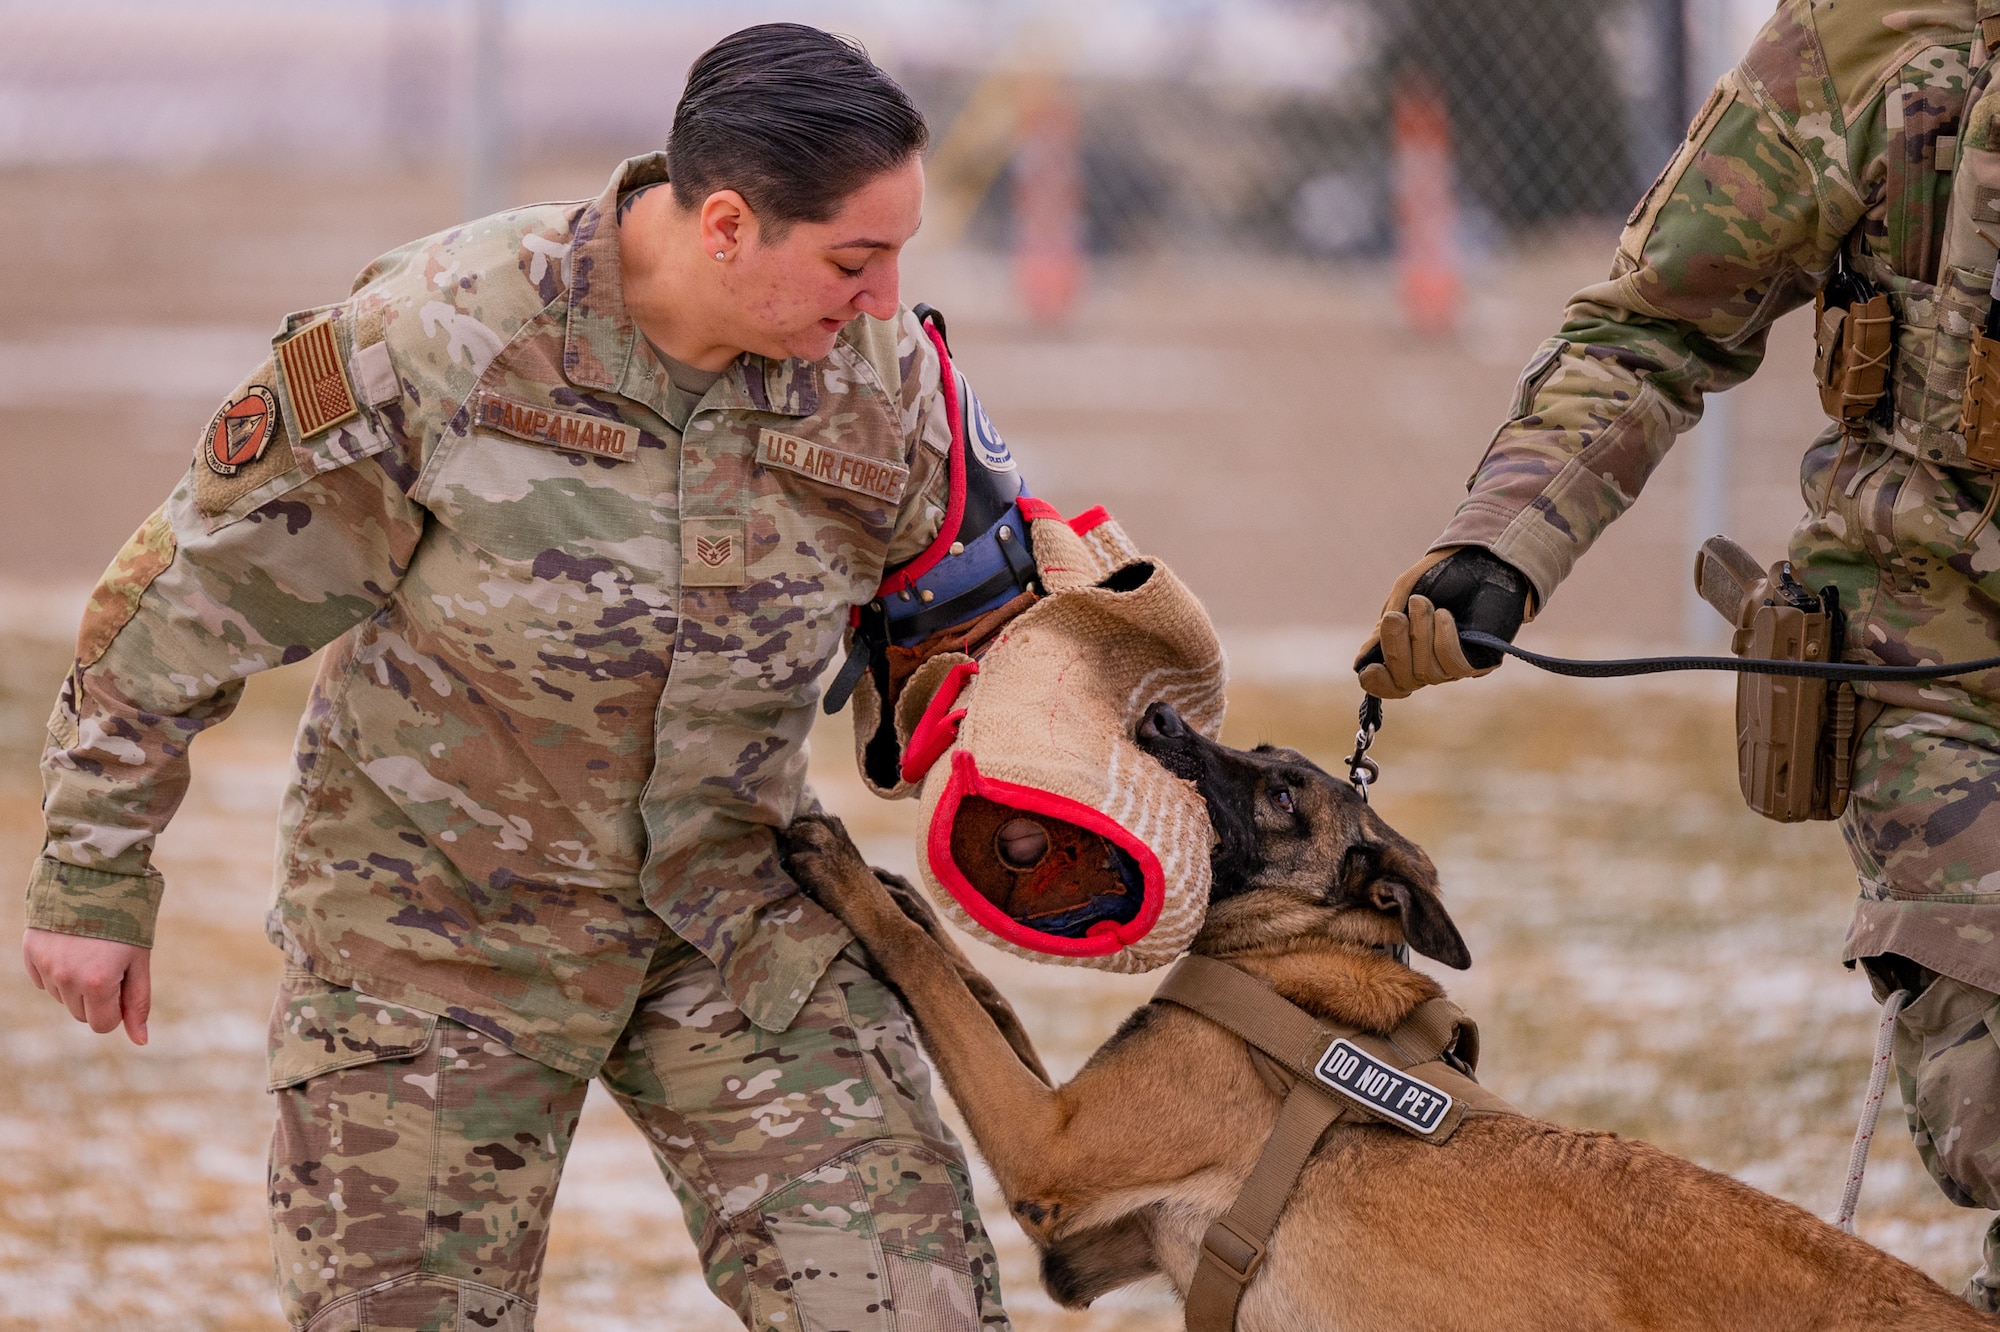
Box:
(669, 24, 929, 235)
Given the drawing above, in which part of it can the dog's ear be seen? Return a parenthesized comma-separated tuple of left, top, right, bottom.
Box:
(1333, 841, 1473, 969)
(1367, 878, 1471, 970)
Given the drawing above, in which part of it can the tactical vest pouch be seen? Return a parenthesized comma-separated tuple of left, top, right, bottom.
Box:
(1694, 538, 1857, 823)
(1814, 290, 1893, 433)
(1966, 328, 2000, 469)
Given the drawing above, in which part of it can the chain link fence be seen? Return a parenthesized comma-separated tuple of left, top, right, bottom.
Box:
(0, 0, 1743, 259)
(916, 0, 1690, 259)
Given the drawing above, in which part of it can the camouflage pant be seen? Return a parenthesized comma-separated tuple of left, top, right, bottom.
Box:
(265, 943, 1008, 1331)
(1859, 963, 2000, 1312)
(1799, 436, 2000, 1307)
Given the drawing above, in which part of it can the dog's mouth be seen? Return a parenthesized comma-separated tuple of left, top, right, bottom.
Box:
(1135, 701, 1207, 786)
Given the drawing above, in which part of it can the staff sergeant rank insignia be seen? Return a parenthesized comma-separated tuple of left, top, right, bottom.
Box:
(201, 384, 281, 476)
(1314, 1039, 1454, 1135)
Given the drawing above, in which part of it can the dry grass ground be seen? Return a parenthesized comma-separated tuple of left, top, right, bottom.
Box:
(0, 607, 1978, 1331)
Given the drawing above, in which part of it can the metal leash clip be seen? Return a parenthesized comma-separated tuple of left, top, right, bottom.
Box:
(1345, 694, 1384, 802)
(1347, 694, 1405, 964)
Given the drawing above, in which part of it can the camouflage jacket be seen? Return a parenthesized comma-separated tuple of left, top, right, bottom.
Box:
(1438, 0, 2000, 601)
(29, 153, 955, 1076)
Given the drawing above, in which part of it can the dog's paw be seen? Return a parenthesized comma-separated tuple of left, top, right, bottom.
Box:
(780, 814, 881, 919)
(780, 811, 850, 860)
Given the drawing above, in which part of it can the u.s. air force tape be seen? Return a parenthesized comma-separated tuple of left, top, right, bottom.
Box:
(1314, 1039, 1452, 1135)
(756, 428, 908, 503)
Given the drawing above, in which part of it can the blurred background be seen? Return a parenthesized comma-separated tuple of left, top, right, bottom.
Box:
(1, 0, 1802, 646)
(0, 2, 1974, 1329)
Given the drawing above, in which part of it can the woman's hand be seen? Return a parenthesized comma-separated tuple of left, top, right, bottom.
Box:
(22, 927, 151, 1045)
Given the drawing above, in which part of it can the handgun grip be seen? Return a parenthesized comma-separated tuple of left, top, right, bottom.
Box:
(1693, 535, 1768, 628)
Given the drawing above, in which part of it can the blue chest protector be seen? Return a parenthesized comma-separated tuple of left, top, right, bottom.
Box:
(826, 306, 1037, 681)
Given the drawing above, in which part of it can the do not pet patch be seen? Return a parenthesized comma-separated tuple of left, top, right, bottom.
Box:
(1314, 1039, 1453, 1135)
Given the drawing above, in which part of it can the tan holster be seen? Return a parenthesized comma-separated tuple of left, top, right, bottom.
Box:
(1693, 537, 1879, 823)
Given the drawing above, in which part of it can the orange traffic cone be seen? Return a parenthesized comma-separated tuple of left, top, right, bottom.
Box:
(1393, 73, 1461, 339)
(1012, 84, 1084, 326)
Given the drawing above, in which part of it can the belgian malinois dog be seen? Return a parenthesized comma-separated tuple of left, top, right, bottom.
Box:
(781, 702, 1992, 1331)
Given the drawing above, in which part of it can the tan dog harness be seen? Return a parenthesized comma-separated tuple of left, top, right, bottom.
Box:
(1153, 955, 1518, 1332)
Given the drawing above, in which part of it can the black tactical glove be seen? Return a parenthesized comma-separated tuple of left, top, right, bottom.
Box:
(1355, 546, 1532, 699)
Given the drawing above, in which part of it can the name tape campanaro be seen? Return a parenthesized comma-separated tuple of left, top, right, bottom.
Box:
(477, 394, 634, 461)
(756, 429, 908, 503)
(1313, 1038, 1453, 1135)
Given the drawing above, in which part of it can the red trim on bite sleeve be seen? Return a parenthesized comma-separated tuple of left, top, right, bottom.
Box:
(925, 750, 1165, 958)
(1015, 497, 1113, 535)
(900, 660, 979, 784)
(1015, 495, 1062, 524)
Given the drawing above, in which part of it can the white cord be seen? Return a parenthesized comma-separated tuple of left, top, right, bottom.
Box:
(1835, 988, 1909, 1235)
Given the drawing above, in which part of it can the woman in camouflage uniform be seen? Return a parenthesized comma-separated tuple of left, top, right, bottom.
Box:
(21, 24, 1013, 1332)
(1361, 0, 2000, 1309)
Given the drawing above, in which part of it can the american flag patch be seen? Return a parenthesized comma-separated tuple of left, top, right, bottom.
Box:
(274, 318, 360, 438)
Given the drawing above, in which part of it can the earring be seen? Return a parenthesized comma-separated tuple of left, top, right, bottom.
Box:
(714, 251, 726, 261)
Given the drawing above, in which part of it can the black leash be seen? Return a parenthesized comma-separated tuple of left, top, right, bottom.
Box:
(1457, 630, 2000, 683)
(1348, 632, 2000, 802)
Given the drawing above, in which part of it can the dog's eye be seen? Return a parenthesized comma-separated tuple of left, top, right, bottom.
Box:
(1272, 788, 1295, 813)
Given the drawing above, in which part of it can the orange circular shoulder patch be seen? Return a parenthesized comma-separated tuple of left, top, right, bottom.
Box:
(202, 385, 280, 475)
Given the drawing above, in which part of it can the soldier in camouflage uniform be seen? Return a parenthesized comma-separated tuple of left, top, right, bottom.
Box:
(1358, 0, 2000, 1308)
(20, 25, 1012, 1332)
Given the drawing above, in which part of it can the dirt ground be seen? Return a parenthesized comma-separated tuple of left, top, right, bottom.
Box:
(0, 623, 1977, 1330)
(0, 157, 1968, 1330)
